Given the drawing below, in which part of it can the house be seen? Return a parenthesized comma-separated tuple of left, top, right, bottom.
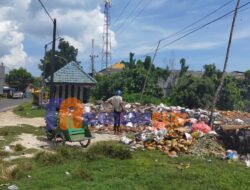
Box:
(45, 61, 97, 103)
(98, 62, 125, 75)
(0, 63, 5, 95)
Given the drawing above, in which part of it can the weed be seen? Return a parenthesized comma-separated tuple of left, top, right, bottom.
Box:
(87, 141, 132, 160)
(0, 150, 9, 157)
(0, 130, 9, 136)
(7, 165, 23, 180)
(14, 102, 45, 118)
(14, 144, 25, 152)
(34, 151, 63, 166)
(72, 165, 93, 181)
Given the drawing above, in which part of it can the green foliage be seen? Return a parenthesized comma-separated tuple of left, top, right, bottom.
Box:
(72, 165, 93, 180)
(34, 151, 63, 166)
(93, 54, 248, 111)
(170, 62, 250, 111)
(7, 150, 250, 189)
(92, 53, 170, 103)
(87, 141, 132, 160)
(179, 58, 189, 77)
(39, 38, 79, 78)
(6, 68, 34, 91)
(14, 103, 45, 118)
(14, 144, 25, 152)
(32, 77, 42, 89)
(171, 76, 215, 108)
(217, 77, 241, 110)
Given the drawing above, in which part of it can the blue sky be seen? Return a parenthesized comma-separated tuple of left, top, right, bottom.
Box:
(0, 0, 249, 76)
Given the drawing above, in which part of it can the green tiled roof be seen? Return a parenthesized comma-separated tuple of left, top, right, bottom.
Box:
(46, 61, 97, 84)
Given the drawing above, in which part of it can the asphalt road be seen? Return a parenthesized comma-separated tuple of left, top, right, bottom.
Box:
(0, 98, 30, 112)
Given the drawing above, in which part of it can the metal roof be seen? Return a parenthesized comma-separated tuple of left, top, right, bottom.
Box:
(46, 61, 97, 84)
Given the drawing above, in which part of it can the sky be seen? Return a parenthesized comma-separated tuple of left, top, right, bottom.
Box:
(0, 0, 249, 76)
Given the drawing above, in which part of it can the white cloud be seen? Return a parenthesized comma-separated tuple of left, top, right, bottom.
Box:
(0, 0, 117, 71)
(0, 20, 27, 68)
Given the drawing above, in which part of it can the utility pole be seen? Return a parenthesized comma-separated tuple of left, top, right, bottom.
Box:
(49, 18, 56, 100)
(89, 39, 98, 77)
(209, 0, 240, 127)
(140, 40, 162, 102)
(102, 0, 112, 69)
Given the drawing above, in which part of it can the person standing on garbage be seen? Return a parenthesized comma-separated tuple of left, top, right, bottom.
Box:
(107, 90, 124, 134)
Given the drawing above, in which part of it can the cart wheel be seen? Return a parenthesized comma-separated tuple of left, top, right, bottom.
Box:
(52, 132, 66, 147)
(46, 130, 55, 141)
(79, 139, 91, 148)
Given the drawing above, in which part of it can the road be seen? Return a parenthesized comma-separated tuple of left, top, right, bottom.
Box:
(0, 98, 30, 112)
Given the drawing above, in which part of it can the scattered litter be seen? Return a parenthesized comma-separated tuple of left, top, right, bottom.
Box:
(4, 146, 13, 153)
(225, 150, 239, 161)
(245, 154, 250, 168)
(65, 171, 71, 175)
(121, 136, 133, 145)
(8, 185, 18, 190)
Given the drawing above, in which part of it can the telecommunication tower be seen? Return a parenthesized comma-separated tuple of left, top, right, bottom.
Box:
(102, 0, 112, 69)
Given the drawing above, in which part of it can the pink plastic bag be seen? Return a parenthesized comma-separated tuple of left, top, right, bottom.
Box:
(192, 121, 211, 134)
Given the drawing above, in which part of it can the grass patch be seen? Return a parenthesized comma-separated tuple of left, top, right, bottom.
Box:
(34, 151, 63, 166)
(72, 164, 93, 181)
(87, 141, 132, 160)
(4, 149, 249, 190)
(13, 102, 45, 118)
(0, 125, 44, 149)
(13, 144, 25, 152)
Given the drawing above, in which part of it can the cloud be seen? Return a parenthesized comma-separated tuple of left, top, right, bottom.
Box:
(0, 0, 117, 71)
(0, 20, 27, 68)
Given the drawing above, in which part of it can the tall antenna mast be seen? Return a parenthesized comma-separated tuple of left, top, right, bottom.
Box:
(102, 0, 112, 69)
(90, 39, 98, 77)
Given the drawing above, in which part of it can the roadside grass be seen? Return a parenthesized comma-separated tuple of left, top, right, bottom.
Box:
(1, 142, 249, 190)
(13, 102, 45, 118)
(0, 125, 44, 146)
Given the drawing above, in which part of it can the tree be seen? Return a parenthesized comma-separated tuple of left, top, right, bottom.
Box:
(170, 76, 215, 108)
(6, 68, 34, 91)
(179, 58, 189, 77)
(39, 38, 79, 78)
(92, 53, 169, 103)
(217, 76, 241, 110)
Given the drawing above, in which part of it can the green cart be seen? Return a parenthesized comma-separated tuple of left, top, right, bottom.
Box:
(46, 115, 94, 148)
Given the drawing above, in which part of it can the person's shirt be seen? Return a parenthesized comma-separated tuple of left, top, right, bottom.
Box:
(107, 95, 123, 112)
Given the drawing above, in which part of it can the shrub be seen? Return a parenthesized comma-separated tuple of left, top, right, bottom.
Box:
(34, 151, 63, 166)
(72, 165, 93, 181)
(87, 141, 132, 160)
(14, 144, 25, 152)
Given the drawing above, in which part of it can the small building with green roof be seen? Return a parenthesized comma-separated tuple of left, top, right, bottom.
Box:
(45, 61, 97, 103)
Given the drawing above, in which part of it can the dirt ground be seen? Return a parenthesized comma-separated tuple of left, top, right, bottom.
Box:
(1, 110, 120, 157)
(11, 132, 120, 151)
(0, 110, 45, 127)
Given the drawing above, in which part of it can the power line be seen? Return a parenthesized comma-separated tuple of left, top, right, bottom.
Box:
(142, 1, 250, 57)
(116, 0, 153, 37)
(142, 0, 235, 57)
(114, 0, 145, 33)
(161, 0, 234, 42)
(158, 2, 250, 51)
(112, 0, 132, 27)
(38, 0, 53, 22)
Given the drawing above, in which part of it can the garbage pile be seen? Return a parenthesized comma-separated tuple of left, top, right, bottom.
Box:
(122, 123, 226, 158)
(189, 134, 225, 158)
(219, 110, 250, 125)
(83, 102, 249, 157)
(84, 102, 223, 132)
